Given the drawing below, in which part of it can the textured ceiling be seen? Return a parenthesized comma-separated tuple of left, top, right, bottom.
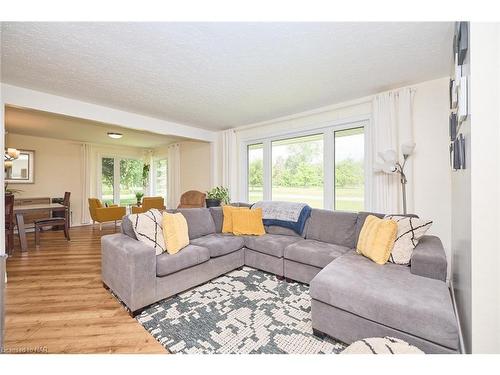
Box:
(1, 22, 453, 130)
(5, 106, 184, 148)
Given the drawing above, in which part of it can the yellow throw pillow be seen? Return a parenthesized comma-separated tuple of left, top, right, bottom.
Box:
(162, 212, 190, 255)
(356, 215, 398, 265)
(232, 208, 266, 236)
(222, 206, 248, 233)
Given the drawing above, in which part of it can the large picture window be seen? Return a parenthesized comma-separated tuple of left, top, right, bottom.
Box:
(100, 156, 144, 205)
(247, 143, 264, 203)
(272, 134, 324, 208)
(153, 158, 168, 200)
(245, 121, 366, 211)
(334, 127, 364, 211)
(101, 157, 115, 206)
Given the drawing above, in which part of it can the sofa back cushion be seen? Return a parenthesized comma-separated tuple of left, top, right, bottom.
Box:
(265, 224, 307, 237)
(176, 208, 216, 240)
(209, 207, 223, 233)
(305, 209, 358, 248)
(121, 214, 137, 240)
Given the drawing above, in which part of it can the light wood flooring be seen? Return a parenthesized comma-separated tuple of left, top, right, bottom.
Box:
(4, 224, 166, 353)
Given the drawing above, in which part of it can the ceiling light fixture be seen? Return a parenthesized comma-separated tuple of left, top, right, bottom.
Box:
(107, 132, 123, 139)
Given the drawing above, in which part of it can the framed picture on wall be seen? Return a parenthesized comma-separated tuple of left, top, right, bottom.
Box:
(5, 149, 35, 184)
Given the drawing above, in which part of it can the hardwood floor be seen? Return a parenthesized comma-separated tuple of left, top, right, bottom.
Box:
(4, 224, 166, 354)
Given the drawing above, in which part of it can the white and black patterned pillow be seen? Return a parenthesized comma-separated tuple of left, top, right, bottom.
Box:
(384, 215, 433, 265)
(130, 209, 166, 255)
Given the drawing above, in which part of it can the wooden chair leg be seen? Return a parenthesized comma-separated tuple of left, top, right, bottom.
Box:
(64, 223, 71, 241)
(99, 222, 102, 231)
(35, 225, 40, 248)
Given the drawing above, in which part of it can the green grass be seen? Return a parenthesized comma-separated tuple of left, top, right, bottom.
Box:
(248, 186, 364, 211)
(102, 193, 137, 206)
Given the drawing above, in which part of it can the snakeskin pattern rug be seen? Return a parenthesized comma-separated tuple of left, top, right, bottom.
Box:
(136, 267, 346, 354)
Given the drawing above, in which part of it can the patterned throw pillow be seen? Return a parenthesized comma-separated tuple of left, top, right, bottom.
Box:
(384, 215, 433, 265)
(130, 209, 166, 255)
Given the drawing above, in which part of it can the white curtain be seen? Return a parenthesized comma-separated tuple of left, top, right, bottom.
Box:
(221, 129, 238, 202)
(144, 149, 154, 196)
(167, 143, 181, 209)
(80, 143, 93, 224)
(369, 88, 415, 214)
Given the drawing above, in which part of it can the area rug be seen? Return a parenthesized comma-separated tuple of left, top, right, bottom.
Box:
(136, 267, 346, 354)
(342, 337, 424, 354)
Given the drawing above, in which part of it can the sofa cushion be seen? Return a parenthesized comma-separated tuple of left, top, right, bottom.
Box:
(176, 208, 216, 240)
(245, 234, 301, 258)
(284, 239, 350, 268)
(265, 225, 305, 238)
(310, 252, 459, 350)
(121, 215, 137, 240)
(305, 209, 358, 248)
(156, 244, 210, 277)
(190, 233, 245, 258)
(209, 207, 223, 233)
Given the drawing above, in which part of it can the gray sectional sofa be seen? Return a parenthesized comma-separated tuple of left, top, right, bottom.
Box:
(101, 206, 459, 354)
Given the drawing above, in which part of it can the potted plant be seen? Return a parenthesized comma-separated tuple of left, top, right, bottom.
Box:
(206, 186, 230, 208)
(135, 191, 144, 206)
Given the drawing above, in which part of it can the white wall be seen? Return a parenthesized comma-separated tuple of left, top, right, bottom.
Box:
(412, 78, 452, 278)
(179, 141, 212, 194)
(451, 26, 472, 353)
(469, 22, 500, 354)
(234, 77, 452, 276)
(6, 133, 84, 225)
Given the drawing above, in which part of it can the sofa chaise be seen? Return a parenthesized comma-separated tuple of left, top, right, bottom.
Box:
(101, 206, 459, 354)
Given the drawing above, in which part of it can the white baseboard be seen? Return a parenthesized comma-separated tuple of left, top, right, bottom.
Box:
(449, 280, 466, 354)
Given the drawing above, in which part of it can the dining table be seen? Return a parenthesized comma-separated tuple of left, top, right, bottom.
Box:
(14, 203, 68, 252)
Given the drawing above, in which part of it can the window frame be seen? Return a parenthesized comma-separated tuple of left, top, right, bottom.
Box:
(151, 157, 168, 201)
(333, 126, 365, 211)
(97, 153, 146, 205)
(240, 117, 370, 210)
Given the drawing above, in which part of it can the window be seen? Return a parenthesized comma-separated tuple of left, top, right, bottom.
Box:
(247, 143, 264, 203)
(334, 127, 364, 211)
(119, 158, 144, 205)
(153, 158, 168, 200)
(101, 157, 115, 206)
(272, 134, 324, 208)
(244, 121, 366, 211)
(100, 156, 144, 205)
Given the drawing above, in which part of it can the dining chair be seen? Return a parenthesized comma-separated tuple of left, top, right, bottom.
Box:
(4, 194, 15, 255)
(34, 192, 71, 247)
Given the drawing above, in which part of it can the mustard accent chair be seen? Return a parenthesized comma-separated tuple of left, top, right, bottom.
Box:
(131, 196, 166, 214)
(177, 190, 206, 208)
(88, 198, 126, 230)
